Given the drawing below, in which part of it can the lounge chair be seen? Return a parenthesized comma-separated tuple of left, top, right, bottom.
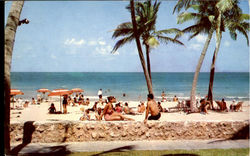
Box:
(168, 100, 190, 113)
(232, 101, 243, 112)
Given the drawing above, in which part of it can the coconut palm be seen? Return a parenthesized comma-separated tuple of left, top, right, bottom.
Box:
(207, 0, 249, 105)
(112, 0, 184, 88)
(4, 1, 24, 153)
(175, 1, 218, 111)
(128, 0, 153, 94)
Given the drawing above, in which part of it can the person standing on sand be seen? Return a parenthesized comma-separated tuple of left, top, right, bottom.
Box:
(144, 94, 161, 123)
(62, 95, 68, 114)
(98, 89, 103, 103)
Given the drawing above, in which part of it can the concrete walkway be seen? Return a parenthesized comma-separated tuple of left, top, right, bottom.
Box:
(10, 139, 249, 155)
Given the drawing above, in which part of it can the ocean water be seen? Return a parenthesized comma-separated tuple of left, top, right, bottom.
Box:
(10, 72, 249, 101)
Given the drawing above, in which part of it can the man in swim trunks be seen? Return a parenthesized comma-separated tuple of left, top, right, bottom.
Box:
(144, 94, 161, 123)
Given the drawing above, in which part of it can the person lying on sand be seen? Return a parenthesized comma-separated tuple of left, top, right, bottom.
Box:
(99, 96, 134, 121)
(144, 94, 161, 123)
(158, 101, 167, 112)
(123, 102, 136, 115)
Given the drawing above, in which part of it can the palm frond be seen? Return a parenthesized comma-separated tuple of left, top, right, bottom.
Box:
(177, 12, 202, 24)
(156, 35, 185, 46)
(111, 34, 135, 53)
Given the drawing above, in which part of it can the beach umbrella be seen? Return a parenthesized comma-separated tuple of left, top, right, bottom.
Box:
(37, 88, 51, 101)
(48, 89, 72, 112)
(10, 89, 24, 108)
(71, 88, 84, 93)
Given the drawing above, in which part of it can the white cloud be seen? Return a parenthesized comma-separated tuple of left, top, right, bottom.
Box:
(224, 41, 230, 47)
(98, 41, 106, 45)
(95, 45, 118, 55)
(189, 43, 202, 51)
(64, 38, 85, 46)
(195, 34, 206, 43)
(88, 41, 97, 46)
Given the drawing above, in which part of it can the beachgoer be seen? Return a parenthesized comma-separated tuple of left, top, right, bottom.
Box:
(173, 95, 178, 102)
(137, 104, 141, 113)
(199, 99, 210, 114)
(80, 109, 90, 121)
(95, 107, 102, 120)
(99, 96, 134, 121)
(140, 102, 146, 113)
(158, 101, 164, 112)
(161, 91, 167, 102)
(98, 88, 103, 99)
(123, 102, 136, 115)
(48, 103, 56, 114)
(32, 98, 36, 105)
(144, 94, 161, 123)
(230, 100, 237, 111)
(221, 98, 228, 111)
(62, 95, 68, 114)
(88, 102, 98, 112)
(115, 103, 122, 113)
(85, 98, 90, 105)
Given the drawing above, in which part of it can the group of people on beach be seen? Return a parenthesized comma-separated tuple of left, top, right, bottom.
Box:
(78, 93, 162, 123)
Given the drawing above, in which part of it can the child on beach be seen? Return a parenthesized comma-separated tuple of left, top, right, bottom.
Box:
(48, 103, 56, 114)
(80, 109, 90, 121)
(95, 107, 102, 120)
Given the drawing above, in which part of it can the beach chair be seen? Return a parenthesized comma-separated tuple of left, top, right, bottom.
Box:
(233, 101, 243, 112)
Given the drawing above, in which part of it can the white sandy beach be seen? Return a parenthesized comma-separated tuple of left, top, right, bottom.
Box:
(10, 99, 250, 123)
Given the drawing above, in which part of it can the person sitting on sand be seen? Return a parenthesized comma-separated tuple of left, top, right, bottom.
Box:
(48, 103, 56, 114)
(199, 99, 210, 114)
(221, 98, 228, 111)
(230, 100, 236, 111)
(32, 98, 36, 105)
(144, 94, 161, 123)
(123, 102, 136, 115)
(95, 107, 102, 120)
(80, 109, 90, 121)
(85, 98, 90, 105)
(173, 95, 178, 102)
(137, 104, 141, 113)
(139, 102, 146, 113)
(115, 103, 122, 113)
(161, 91, 167, 102)
(99, 96, 134, 121)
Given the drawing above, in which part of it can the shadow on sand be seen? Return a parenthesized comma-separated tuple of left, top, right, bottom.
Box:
(91, 145, 135, 156)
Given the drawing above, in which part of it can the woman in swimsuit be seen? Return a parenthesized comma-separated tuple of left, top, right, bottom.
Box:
(99, 96, 134, 121)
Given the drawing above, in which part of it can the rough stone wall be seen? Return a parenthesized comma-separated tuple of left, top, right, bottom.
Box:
(10, 121, 249, 144)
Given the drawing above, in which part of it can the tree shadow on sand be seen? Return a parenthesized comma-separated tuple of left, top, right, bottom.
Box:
(10, 121, 72, 156)
(161, 154, 199, 156)
(10, 121, 36, 155)
(208, 124, 249, 144)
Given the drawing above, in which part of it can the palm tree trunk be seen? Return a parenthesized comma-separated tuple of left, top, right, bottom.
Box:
(145, 44, 152, 83)
(207, 12, 222, 106)
(130, 0, 153, 95)
(190, 29, 213, 112)
(4, 1, 24, 154)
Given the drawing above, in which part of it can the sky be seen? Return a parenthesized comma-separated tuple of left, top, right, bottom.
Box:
(4, 1, 250, 72)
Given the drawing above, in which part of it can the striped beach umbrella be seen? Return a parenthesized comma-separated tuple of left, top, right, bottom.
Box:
(37, 88, 51, 101)
(10, 89, 24, 108)
(71, 88, 84, 93)
(48, 89, 72, 112)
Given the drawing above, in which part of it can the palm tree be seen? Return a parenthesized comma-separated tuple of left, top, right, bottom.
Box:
(4, 1, 24, 154)
(112, 0, 184, 90)
(174, 1, 217, 111)
(129, 0, 153, 94)
(207, 0, 249, 105)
